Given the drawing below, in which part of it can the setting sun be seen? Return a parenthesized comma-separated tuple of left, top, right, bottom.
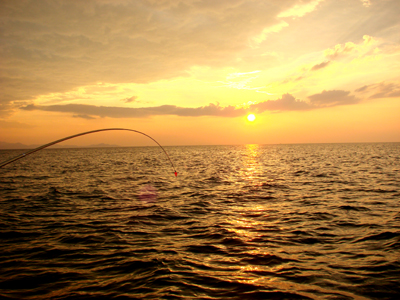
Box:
(247, 114, 256, 122)
(1, 1, 400, 299)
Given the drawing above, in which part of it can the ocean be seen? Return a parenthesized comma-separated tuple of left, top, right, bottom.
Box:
(0, 143, 399, 299)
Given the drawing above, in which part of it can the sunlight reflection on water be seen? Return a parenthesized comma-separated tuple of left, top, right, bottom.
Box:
(242, 144, 261, 182)
(0, 143, 399, 299)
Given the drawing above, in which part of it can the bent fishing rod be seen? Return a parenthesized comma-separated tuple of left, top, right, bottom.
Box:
(0, 128, 177, 177)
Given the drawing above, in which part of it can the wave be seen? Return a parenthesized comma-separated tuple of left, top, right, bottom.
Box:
(1, 144, 399, 299)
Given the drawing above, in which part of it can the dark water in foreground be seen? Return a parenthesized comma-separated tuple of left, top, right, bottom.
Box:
(0, 143, 399, 300)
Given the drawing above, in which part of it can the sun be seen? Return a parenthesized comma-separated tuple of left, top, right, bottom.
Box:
(247, 114, 256, 122)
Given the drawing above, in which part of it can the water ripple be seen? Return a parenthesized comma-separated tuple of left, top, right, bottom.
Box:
(1, 143, 399, 299)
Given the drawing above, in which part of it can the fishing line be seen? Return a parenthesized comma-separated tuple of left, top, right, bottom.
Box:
(0, 128, 178, 176)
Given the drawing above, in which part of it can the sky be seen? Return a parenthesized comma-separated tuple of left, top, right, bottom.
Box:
(1, 0, 399, 147)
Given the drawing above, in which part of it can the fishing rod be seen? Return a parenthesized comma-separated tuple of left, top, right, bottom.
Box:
(0, 128, 178, 176)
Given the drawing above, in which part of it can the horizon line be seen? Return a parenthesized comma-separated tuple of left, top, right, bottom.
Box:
(0, 140, 399, 150)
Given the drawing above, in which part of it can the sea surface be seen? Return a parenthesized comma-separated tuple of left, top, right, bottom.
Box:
(0, 143, 399, 300)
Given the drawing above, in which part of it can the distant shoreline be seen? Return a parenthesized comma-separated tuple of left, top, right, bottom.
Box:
(0, 142, 121, 150)
(1, 141, 399, 150)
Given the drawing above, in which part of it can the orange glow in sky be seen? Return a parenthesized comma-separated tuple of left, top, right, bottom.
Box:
(0, 0, 399, 147)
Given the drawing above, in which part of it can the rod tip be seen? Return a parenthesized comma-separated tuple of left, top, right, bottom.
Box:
(174, 171, 177, 177)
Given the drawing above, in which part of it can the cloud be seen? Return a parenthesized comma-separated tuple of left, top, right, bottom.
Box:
(252, 90, 358, 112)
(324, 35, 377, 60)
(355, 82, 400, 98)
(72, 114, 97, 120)
(21, 89, 359, 118)
(354, 85, 369, 93)
(251, 21, 289, 45)
(278, 0, 324, 18)
(252, 94, 312, 112)
(324, 42, 357, 59)
(361, 0, 371, 8)
(2, 0, 398, 122)
(282, 34, 388, 85)
(308, 90, 359, 107)
(21, 103, 246, 118)
(311, 61, 330, 71)
(0, 0, 305, 111)
(122, 96, 138, 103)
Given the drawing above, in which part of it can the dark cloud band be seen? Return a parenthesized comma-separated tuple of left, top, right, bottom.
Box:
(20, 89, 359, 119)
